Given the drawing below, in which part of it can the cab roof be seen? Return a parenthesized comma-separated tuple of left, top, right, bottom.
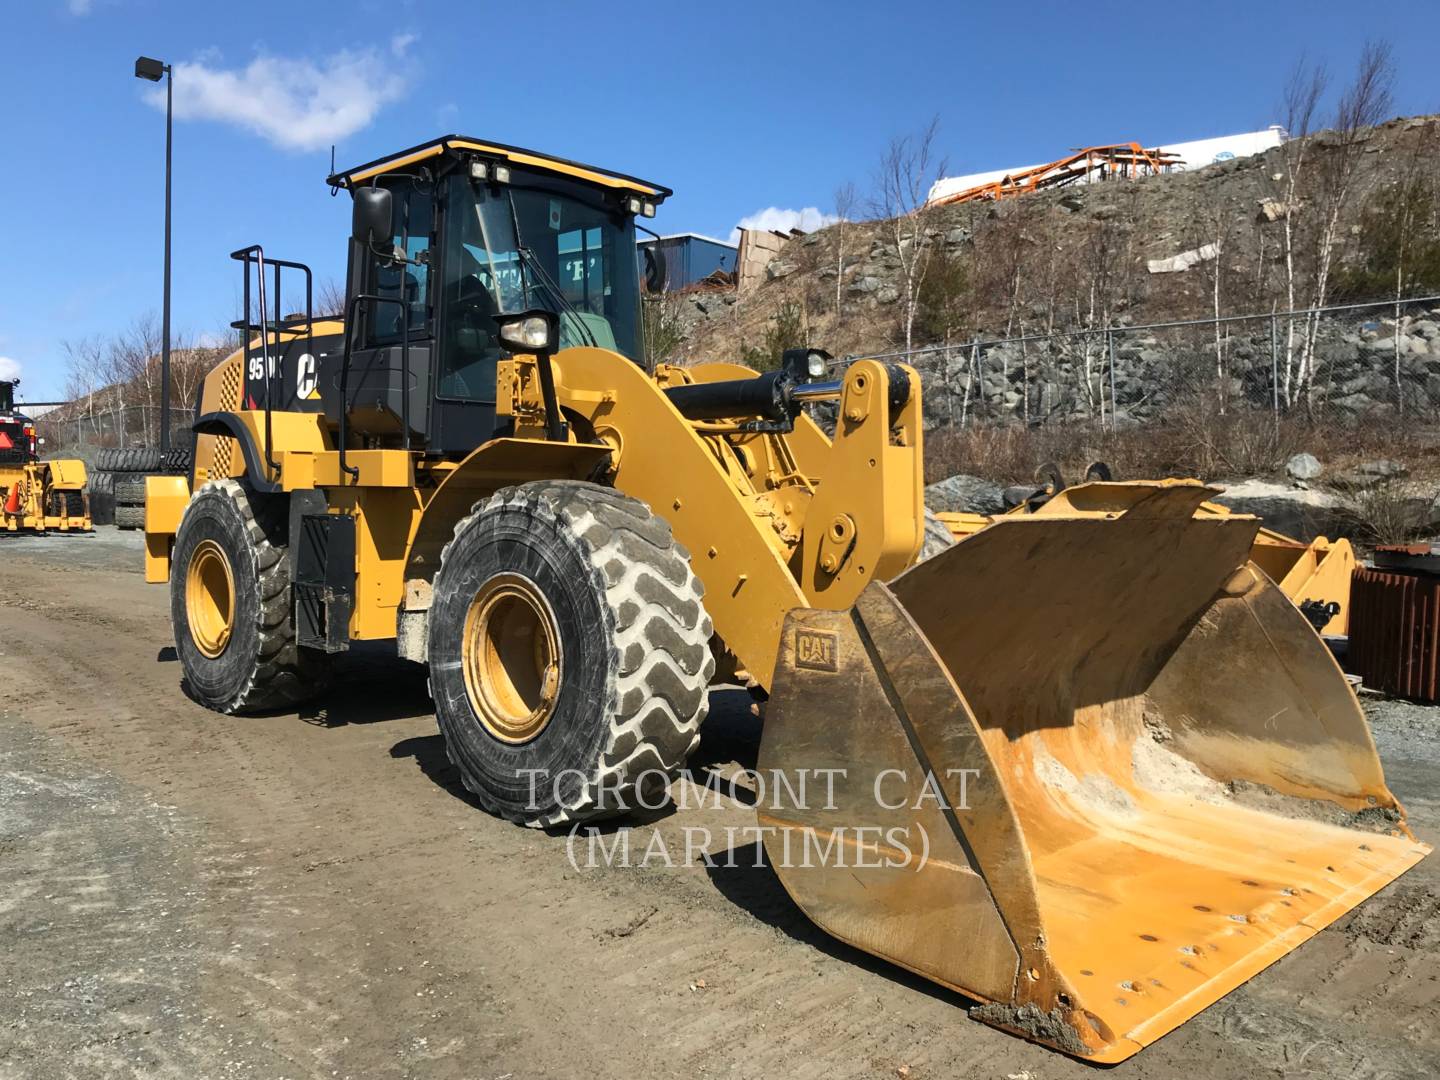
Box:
(328, 135, 672, 202)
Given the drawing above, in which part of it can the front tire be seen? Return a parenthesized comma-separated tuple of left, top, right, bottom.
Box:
(428, 480, 714, 827)
(170, 479, 330, 713)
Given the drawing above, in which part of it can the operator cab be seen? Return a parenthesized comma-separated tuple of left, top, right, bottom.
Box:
(257, 137, 670, 458)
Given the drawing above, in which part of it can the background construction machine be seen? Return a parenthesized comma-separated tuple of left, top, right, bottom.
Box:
(0, 379, 90, 534)
(933, 462, 1357, 635)
(143, 136, 1426, 1062)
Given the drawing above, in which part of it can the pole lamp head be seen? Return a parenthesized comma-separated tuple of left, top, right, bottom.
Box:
(134, 56, 166, 81)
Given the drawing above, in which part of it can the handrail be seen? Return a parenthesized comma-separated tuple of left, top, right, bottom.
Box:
(230, 245, 313, 483)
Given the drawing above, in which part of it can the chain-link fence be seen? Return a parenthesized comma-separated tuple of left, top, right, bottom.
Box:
(36, 404, 197, 460)
(840, 294, 1440, 434)
(30, 294, 1440, 471)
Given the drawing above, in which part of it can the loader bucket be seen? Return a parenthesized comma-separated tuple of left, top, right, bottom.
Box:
(758, 481, 1428, 1063)
(1244, 528, 1356, 635)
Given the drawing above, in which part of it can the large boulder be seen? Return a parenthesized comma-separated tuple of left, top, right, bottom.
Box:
(1210, 480, 1350, 541)
(1330, 459, 1409, 491)
(926, 473, 1006, 516)
(1285, 452, 1322, 482)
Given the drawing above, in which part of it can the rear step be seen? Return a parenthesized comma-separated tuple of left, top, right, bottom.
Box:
(294, 512, 355, 653)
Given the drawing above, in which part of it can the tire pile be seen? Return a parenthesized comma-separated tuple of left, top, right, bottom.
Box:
(90, 444, 192, 528)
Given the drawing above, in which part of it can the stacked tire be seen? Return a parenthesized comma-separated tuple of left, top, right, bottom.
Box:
(93, 447, 165, 529)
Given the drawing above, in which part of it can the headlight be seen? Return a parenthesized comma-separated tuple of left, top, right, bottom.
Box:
(779, 346, 833, 383)
(498, 311, 558, 353)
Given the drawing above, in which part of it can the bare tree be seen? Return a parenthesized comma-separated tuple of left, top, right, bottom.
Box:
(1070, 190, 1141, 423)
(871, 117, 949, 352)
(1384, 124, 1432, 415)
(1297, 41, 1395, 407)
(1272, 55, 1327, 407)
(1188, 207, 1237, 411)
(641, 293, 688, 369)
(169, 335, 227, 424)
(831, 182, 858, 314)
(62, 336, 108, 440)
(914, 244, 970, 425)
(318, 278, 348, 318)
(108, 315, 165, 443)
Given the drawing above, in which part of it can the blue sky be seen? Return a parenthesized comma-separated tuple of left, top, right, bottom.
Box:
(4, 0, 1436, 400)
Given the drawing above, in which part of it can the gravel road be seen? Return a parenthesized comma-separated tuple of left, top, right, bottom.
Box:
(1, 528, 1436, 1079)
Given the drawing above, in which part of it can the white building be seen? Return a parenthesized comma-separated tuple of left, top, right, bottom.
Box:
(927, 126, 1287, 205)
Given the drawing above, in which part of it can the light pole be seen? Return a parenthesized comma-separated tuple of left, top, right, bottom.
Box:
(134, 55, 172, 452)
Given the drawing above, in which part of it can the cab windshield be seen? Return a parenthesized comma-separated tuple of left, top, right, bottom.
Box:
(438, 173, 641, 400)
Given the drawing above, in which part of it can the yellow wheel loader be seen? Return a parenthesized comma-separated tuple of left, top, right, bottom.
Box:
(143, 136, 1427, 1062)
(0, 379, 90, 534)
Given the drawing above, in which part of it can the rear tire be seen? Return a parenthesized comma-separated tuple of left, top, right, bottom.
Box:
(428, 480, 714, 827)
(124, 447, 164, 472)
(97, 447, 163, 473)
(88, 471, 114, 525)
(94, 448, 128, 472)
(113, 475, 148, 504)
(163, 445, 193, 475)
(170, 479, 330, 713)
(47, 488, 85, 518)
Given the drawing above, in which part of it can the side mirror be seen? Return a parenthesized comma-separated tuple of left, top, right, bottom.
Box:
(781, 347, 832, 382)
(352, 186, 393, 247)
(497, 309, 560, 355)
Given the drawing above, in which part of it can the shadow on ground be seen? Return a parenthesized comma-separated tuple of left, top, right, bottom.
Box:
(703, 839, 978, 1011)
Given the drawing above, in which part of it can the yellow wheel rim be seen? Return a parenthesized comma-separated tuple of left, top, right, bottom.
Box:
(462, 573, 562, 744)
(186, 538, 236, 659)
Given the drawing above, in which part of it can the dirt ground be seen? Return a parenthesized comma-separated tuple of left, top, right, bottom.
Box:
(1, 528, 1437, 1080)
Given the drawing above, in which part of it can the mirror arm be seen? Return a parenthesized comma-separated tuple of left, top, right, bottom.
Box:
(535, 350, 565, 443)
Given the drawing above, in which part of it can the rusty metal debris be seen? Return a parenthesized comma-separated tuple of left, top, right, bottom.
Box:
(1349, 544, 1440, 702)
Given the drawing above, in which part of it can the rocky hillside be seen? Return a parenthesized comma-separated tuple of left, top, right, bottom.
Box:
(659, 115, 1440, 427)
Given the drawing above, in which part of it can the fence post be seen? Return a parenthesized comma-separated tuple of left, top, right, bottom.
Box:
(1107, 330, 1118, 433)
(1269, 313, 1279, 431)
(1395, 297, 1404, 419)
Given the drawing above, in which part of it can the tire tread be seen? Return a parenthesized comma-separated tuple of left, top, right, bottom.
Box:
(436, 480, 714, 827)
(175, 479, 329, 713)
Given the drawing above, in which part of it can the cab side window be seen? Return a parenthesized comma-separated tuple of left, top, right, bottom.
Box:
(367, 186, 432, 344)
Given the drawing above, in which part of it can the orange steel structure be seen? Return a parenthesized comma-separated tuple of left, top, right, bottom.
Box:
(930, 142, 1182, 207)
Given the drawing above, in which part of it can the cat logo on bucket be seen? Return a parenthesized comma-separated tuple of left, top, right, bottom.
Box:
(794, 628, 839, 672)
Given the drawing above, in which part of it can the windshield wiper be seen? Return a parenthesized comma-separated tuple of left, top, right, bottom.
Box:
(519, 245, 598, 349)
(506, 193, 598, 349)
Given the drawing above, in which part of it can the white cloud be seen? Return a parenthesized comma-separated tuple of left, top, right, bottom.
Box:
(146, 39, 416, 152)
(67, 0, 93, 15)
(0, 356, 21, 381)
(730, 206, 838, 243)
